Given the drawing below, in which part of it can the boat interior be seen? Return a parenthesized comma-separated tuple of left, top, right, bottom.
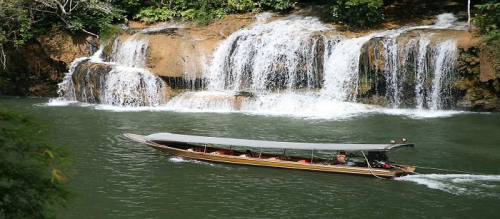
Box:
(149, 140, 395, 169)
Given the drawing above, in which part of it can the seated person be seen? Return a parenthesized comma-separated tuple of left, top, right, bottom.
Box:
(268, 156, 283, 161)
(187, 147, 204, 152)
(336, 151, 347, 164)
(268, 156, 290, 161)
(297, 159, 310, 163)
(211, 149, 233, 155)
(239, 150, 253, 157)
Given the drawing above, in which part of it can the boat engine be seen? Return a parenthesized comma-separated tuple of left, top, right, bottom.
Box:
(367, 151, 391, 169)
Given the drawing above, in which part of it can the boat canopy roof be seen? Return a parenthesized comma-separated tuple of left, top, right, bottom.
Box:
(145, 133, 414, 151)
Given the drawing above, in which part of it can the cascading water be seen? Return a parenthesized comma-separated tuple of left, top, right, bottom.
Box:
(208, 15, 331, 92)
(169, 13, 462, 116)
(109, 35, 149, 67)
(414, 37, 432, 109)
(369, 32, 458, 109)
(167, 14, 343, 113)
(428, 39, 458, 110)
(55, 11, 466, 118)
(321, 36, 372, 102)
(54, 33, 167, 107)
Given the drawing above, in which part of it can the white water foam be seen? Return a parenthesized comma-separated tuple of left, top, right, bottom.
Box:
(168, 156, 211, 165)
(376, 108, 467, 119)
(241, 92, 376, 119)
(168, 156, 239, 170)
(396, 174, 500, 197)
(101, 67, 166, 107)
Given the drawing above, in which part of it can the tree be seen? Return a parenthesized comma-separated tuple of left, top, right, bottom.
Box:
(0, 107, 72, 219)
(474, 0, 500, 34)
(0, 0, 124, 69)
(31, 0, 123, 37)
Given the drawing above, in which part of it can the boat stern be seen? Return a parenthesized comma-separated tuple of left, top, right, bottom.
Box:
(392, 165, 416, 177)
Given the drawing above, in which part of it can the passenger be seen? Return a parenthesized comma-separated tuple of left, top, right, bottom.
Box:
(211, 149, 233, 155)
(188, 148, 204, 152)
(268, 156, 282, 161)
(268, 156, 289, 161)
(239, 150, 254, 158)
(336, 151, 347, 164)
(297, 159, 309, 163)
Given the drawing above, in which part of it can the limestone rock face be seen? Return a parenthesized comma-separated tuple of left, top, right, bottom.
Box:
(141, 14, 256, 78)
(71, 60, 113, 103)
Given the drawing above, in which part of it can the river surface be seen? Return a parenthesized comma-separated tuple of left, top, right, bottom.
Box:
(2, 96, 500, 218)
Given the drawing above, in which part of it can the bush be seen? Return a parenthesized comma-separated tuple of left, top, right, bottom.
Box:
(330, 0, 384, 29)
(474, 1, 500, 34)
(227, 0, 256, 13)
(133, 0, 294, 25)
(260, 0, 294, 10)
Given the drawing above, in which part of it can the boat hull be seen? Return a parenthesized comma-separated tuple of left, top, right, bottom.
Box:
(124, 133, 415, 178)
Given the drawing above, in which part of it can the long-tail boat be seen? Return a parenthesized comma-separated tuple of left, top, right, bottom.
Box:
(124, 132, 416, 178)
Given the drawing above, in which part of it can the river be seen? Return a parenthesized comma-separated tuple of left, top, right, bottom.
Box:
(1, 96, 499, 218)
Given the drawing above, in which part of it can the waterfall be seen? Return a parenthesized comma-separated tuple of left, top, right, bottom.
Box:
(56, 57, 88, 102)
(54, 12, 465, 117)
(428, 39, 458, 110)
(208, 15, 332, 92)
(109, 35, 149, 68)
(414, 37, 431, 109)
(98, 66, 166, 107)
(162, 13, 463, 116)
(370, 33, 458, 109)
(321, 36, 371, 102)
(55, 34, 167, 107)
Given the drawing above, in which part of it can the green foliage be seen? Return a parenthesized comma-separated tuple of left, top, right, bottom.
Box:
(260, 0, 294, 10)
(474, 1, 500, 68)
(133, 0, 293, 25)
(99, 24, 125, 42)
(227, 0, 256, 12)
(135, 7, 180, 23)
(474, 1, 500, 34)
(0, 108, 72, 219)
(64, 2, 124, 32)
(330, 0, 384, 29)
(114, 0, 151, 19)
(0, 0, 32, 47)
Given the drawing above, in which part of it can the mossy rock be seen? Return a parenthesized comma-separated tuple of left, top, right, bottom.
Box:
(467, 87, 493, 100)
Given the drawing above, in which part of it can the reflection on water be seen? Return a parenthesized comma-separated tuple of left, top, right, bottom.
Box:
(2, 97, 500, 218)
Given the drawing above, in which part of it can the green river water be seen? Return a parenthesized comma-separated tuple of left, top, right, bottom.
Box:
(2, 96, 500, 218)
